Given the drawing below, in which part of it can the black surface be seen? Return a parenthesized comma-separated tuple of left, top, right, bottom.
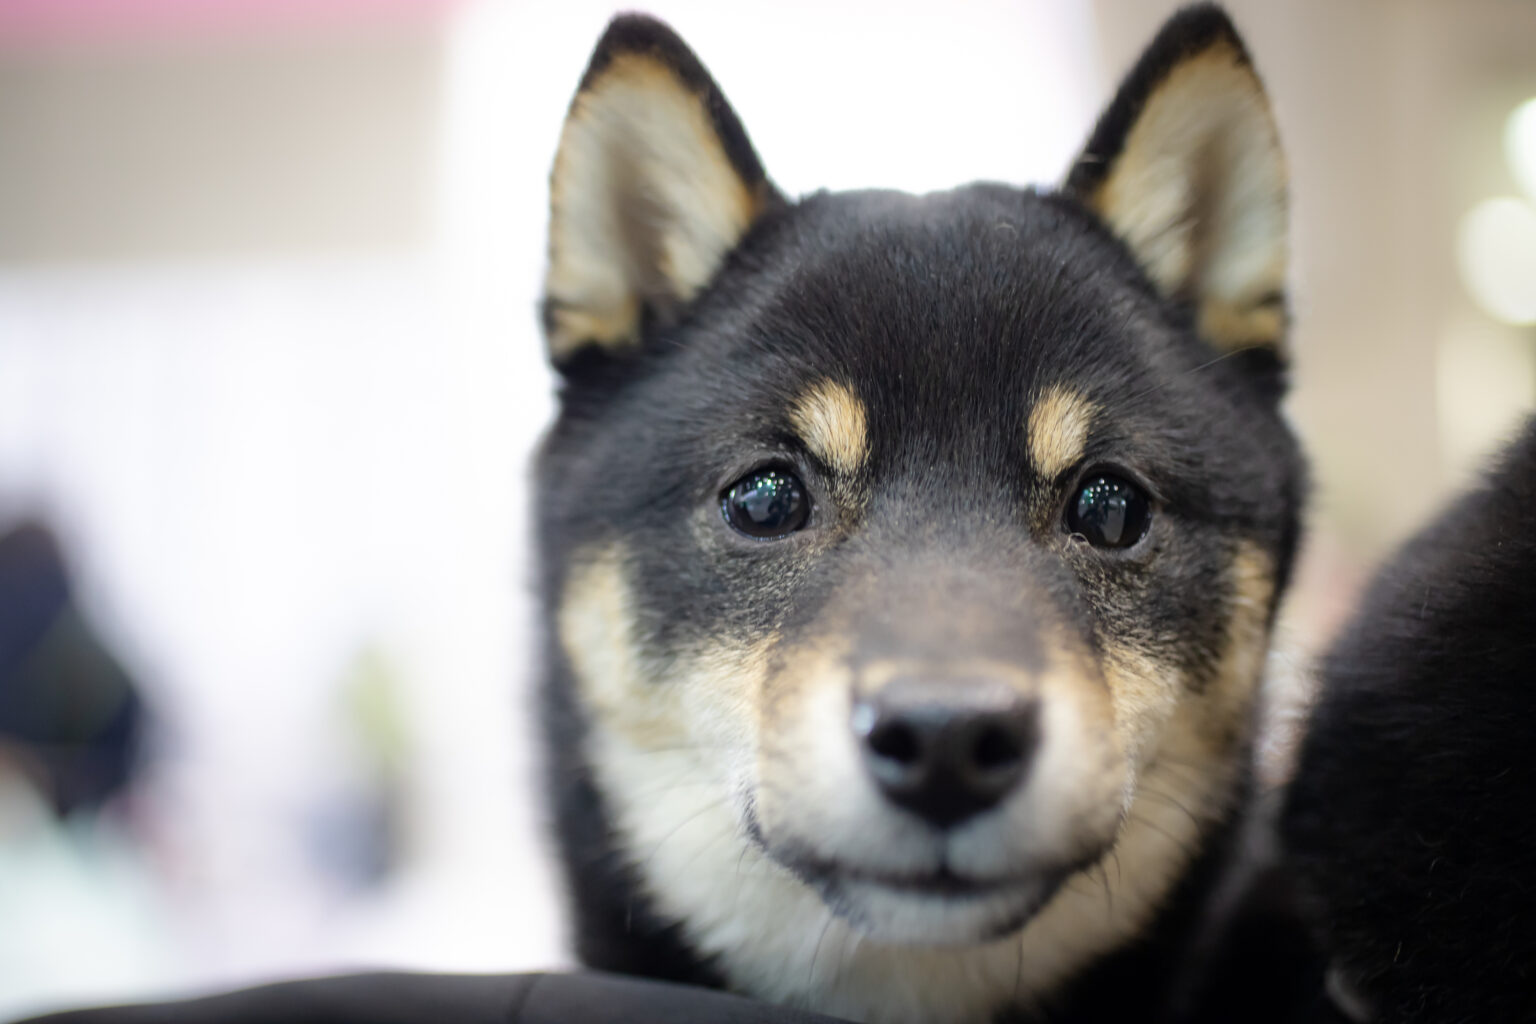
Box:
(15, 971, 852, 1024)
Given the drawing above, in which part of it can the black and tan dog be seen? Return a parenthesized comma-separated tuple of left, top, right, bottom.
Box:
(1284, 415, 1536, 1024)
(536, 6, 1311, 1023)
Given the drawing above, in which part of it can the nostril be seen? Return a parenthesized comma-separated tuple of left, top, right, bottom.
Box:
(867, 720, 922, 765)
(971, 722, 1023, 772)
(855, 684, 1038, 829)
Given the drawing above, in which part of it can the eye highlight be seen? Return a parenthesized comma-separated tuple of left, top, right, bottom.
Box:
(1066, 473, 1152, 549)
(722, 468, 811, 540)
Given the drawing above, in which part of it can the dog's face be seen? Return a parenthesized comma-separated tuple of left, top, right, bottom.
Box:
(539, 5, 1303, 1013)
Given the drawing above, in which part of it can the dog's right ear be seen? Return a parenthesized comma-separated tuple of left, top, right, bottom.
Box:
(542, 16, 778, 372)
(1065, 4, 1288, 364)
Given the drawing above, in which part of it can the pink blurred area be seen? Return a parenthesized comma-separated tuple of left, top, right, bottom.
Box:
(0, 0, 459, 44)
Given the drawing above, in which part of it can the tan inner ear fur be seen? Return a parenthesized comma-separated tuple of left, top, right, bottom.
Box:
(546, 53, 768, 362)
(1089, 41, 1287, 353)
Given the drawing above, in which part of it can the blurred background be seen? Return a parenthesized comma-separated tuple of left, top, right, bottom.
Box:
(1, 0, 1533, 1017)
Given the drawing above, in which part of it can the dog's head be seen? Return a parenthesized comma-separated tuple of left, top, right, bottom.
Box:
(538, 1, 1302, 973)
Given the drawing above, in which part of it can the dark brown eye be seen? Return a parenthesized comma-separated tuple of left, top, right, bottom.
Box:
(1066, 474, 1151, 549)
(722, 468, 811, 539)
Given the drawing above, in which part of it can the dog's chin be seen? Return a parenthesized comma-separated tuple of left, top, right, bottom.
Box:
(817, 871, 1066, 946)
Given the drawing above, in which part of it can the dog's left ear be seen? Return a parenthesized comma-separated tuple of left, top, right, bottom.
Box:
(542, 16, 778, 370)
(1066, 4, 1287, 359)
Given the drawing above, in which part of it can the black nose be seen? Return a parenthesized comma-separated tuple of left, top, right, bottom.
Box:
(854, 679, 1039, 829)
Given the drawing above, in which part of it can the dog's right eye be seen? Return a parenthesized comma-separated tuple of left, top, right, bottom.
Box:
(722, 468, 811, 539)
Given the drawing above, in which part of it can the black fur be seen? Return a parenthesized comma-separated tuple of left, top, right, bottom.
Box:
(538, 635, 726, 988)
(1008, 776, 1333, 1024)
(1284, 418, 1536, 1023)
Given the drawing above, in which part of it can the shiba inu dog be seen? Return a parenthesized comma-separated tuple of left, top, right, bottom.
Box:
(1284, 416, 1536, 1024)
(534, 5, 1316, 1022)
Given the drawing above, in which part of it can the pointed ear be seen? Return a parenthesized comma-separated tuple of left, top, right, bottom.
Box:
(542, 16, 778, 370)
(1066, 5, 1288, 357)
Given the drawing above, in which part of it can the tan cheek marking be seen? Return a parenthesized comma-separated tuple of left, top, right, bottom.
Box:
(683, 636, 779, 752)
(1027, 385, 1097, 480)
(1203, 540, 1276, 747)
(759, 631, 853, 725)
(1026, 654, 1128, 838)
(561, 544, 783, 760)
(754, 633, 855, 825)
(1103, 541, 1277, 774)
(1100, 645, 1183, 775)
(558, 545, 685, 748)
(790, 380, 869, 476)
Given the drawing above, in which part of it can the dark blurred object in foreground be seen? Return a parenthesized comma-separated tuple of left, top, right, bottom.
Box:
(0, 520, 147, 815)
(14, 971, 850, 1024)
(1284, 417, 1536, 1023)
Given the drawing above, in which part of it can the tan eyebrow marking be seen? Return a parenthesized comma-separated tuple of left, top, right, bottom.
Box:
(790, 380, 869, 475)
(1027, 385, 1097, 479)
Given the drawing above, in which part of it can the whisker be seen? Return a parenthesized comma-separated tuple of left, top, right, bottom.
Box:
(1122, 345, 1265, 408)
(807, 912, 836, 991)
(618, 742, 728, 757)
(641, 800, 727, 872)
(728, 837, 769, 920)
(1145, 751, 1218, 774)
(828, 919, 855, 996)
(1095, 862, 1114, 915)
(1013, 932, 1025, 1006)
(674, 817, 743, 873)
(1134, 784, 1206, 831)
(1126, 811, 1199, 859)
(626, 777, 721, 802)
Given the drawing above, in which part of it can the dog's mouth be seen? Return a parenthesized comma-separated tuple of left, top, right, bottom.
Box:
(799, 855, 1073, 945)
(842, 866, 1021, 898)
(779, 852, 1050, 902)
(743, 807, 1083, 944)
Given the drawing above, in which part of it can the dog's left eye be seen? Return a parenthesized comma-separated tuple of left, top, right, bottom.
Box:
(1066, 473, 1151, 549)
(722, 468, 811, 539)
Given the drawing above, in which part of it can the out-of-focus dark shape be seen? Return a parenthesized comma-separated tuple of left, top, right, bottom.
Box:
(13, 970, 853, 1024)
(0, 520, 147, 815)
(308, 645, 411, 891)
(1284, 417, 1536, 1023)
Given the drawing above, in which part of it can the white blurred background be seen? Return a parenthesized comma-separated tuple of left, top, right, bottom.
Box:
(0, 1, 1533, 1018)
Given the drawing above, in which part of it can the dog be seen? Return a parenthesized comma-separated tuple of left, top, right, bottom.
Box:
(530, 5, 1501, 1022)
(1283, 415, 1536, 1024)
